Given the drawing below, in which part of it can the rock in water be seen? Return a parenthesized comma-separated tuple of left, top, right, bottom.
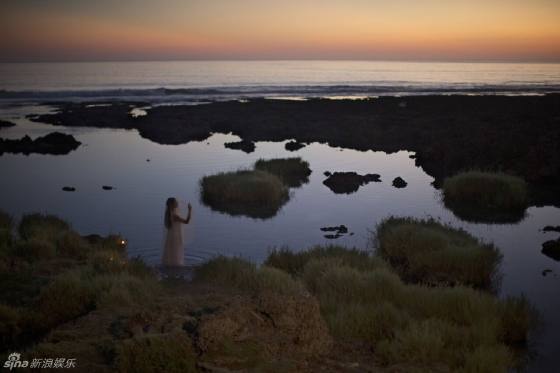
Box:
(542, 238, 560, 261)
(62, 186, 76, 192)
(392, 176, 408, 188)
(323, 172, 381, 194)
(0, 132, 81, 156)
(224, 139, 256, 153)
(102, 185, 115, 190)
(285, 140, 306, 151)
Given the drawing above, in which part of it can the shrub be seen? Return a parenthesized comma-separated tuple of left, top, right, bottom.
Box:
(0, 304, 20, 350)
(265, 245, 387, 277)
(200, 169, 289, 219)
(18, 213, 70, 242)
(114, 333, 197, 373)
(254, 157, 312, 187)
(37, 270, 96, 327)
(375, 217, 502, 290)
(280, 247, 536, 371)
(443, 171, 528, 223)
(194, 256, 304, 296)
(0, 211, 12, 251)
(56, 231, 90, 259)
(14, 239, 57, 260)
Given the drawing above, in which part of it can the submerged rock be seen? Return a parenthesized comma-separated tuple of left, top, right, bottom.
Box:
(392, 176, 408, 188)
(0, 132, 81, 156)
(102, 185, 115, 190)
(285, 140, 306, 151)
(224, 139, 256, 153)
(0, 119, 16, 128)
(62, 186, 76, 192)
(323, 172, 381, 194)
(542, 225, 560, 233)
(542, 238, 560, 261)
(320, 225, 349, 239)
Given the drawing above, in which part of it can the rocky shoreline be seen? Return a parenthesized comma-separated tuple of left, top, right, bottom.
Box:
(30, 95, 560, 205)
(0, 132, 81, 156)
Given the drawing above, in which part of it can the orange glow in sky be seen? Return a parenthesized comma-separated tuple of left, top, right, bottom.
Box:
(1, 0, 559, 62)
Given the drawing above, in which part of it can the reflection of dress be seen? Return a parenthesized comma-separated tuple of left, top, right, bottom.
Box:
(162, 207, 184, 266)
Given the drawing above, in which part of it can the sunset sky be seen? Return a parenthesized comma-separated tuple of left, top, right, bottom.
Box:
(1, 0, 560, 62)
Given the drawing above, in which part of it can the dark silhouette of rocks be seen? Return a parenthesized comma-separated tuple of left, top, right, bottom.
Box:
(102, 185, 115, 190)
(320, 225, 349, 239)
(542, 226, 560, 233)
(285, 140, 306, 151)
(542, 238, 560, 261)
(224, 139, 256, 153)
(62, 186, 76, 192)
(392, 177, 408, 188)
(0, 132, 81, 156)
(30, 96, 560, 206)
(0, 119, 15, 128)
(323, 172, 381, 194)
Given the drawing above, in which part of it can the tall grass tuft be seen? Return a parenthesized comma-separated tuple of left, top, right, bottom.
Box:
(374, 217, 502, 290)
(443, 171, 528, 222)
(18, 213, 70, 242)
(194, 256, 304, 296)
(294, 254, 536, 371)
(254, 157, 312, 187)
(265, 245, 387, 276)
(200, 169, 289, 219)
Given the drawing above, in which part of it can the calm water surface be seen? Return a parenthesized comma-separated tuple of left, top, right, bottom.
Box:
(0, 103, 559, 371)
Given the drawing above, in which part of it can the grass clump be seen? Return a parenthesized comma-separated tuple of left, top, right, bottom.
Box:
(291, 251, 536, 371)
(200, 169, 289, 219)
(375, 217, 502, 290)
(18, 213, 70, 241)
(194, 256, 304, 296)
(443, 171, 528, 223)
(265, 245, 387, 276)
(254, 157, 312, 187)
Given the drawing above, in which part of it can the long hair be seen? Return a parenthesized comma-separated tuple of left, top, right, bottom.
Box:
(164, 197, 177, 229)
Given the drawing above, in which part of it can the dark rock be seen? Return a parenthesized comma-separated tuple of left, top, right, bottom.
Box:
(0, 132, 81, 156)
(542, 238, 560, 261)
(542, 225, 560, 233)
(324, 171, 331, 177)
(324, 234, 342, 239)
(62, 186, 76, 192)
(542, 269, 553, 277)
(102, 185, 115, 190)
(320, 225, 348, 234)
(224, 139, 256, 153)
(323, 172, 381, 194)
(146, 159, 150, 162)
(392, 176, 408, 188)
(285, 140, 306, 151)
(27, 96, 560, 207)
(0, 119, 16, 128)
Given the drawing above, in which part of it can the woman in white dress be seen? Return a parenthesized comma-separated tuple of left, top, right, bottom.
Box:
(162, 197, 192, 266)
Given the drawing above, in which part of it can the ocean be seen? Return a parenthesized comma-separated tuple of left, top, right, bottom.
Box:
(1, 60, 559, 103)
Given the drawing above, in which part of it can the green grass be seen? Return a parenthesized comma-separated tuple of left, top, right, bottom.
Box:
(374, 217, 502, 290)
(200, 169, 289, 219)
(254, 157, 312, 187)
(291, 253, 536, 371)
(265, 245, 387, 277)
(18, 213, 70, 242)
(443, 171, 528, 222)
(194, 256, 305, 296)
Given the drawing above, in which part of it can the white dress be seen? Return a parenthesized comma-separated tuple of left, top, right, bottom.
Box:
(162, 207, 184, 266)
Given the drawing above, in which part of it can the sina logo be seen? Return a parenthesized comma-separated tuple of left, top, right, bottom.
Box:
(3, 353, 29, 370)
